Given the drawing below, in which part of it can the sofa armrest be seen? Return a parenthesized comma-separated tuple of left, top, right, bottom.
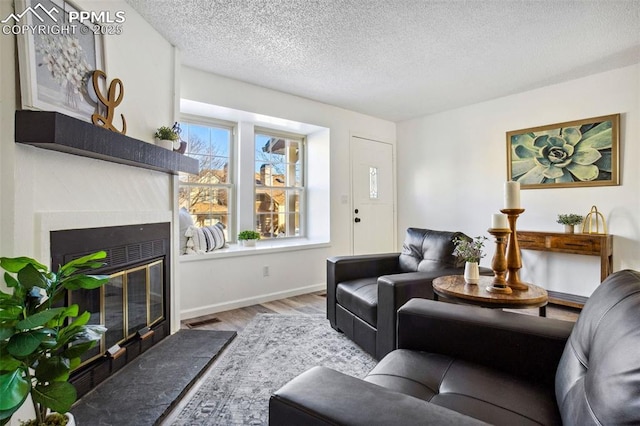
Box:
(374, 268, 491, 358)
(326, 254, 400, 326)
(375, 269, 455, 358)
(269, 366, 488, 426)
(397, 298, 574, 388)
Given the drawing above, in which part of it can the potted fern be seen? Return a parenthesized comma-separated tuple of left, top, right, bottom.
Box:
(0, 251, 109, 426)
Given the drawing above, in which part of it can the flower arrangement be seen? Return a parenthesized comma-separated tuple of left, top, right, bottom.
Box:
(238, 230, 261, 240)
(453, 236, 487, 263)
(36, 34, 91, 108)
(556, 214, 584, 226)
(154, 126, 180, 141)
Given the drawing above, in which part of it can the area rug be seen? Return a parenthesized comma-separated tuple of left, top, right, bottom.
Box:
(169, 314, 377, 425)
(72, 329, 236, 426)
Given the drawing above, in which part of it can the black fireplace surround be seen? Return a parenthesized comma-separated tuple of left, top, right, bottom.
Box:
(50, 222, 171, 398)
(13, 110, 191, 398)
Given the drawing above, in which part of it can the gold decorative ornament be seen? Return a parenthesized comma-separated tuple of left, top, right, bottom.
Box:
(91, 70, 127, 134)
(582, 205, 607, 234)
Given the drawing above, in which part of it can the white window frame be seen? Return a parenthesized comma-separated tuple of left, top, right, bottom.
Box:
(254, 127, 306, 239)
(178, 115, 237, 238)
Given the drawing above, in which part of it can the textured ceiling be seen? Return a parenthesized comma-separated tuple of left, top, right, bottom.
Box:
(126, 0, 640, 122)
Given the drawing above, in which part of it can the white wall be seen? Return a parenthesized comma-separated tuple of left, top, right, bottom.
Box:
(397, 64, 640, 297)
(1, 0, 180, 319)
(0, 0, 20, 259)
(2, 0, 176, 252)
(179, 67, 396, 318)
(0, 2, 181, 422)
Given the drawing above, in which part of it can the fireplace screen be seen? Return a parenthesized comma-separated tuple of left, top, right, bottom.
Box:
(69, 259, 164, 365)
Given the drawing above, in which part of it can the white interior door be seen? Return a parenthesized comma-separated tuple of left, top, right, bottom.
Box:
(351, 136, 395, 255)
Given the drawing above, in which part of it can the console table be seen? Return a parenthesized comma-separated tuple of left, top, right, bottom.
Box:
(517, 231, 613, 308)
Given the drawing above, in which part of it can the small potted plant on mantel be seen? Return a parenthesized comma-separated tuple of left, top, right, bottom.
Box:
(453, 236, 487, 285)
(0, 252, 109, 426)
(237, 230, 261, 247)
(556, 213, 584, 234)
(154, 125, 179, 150)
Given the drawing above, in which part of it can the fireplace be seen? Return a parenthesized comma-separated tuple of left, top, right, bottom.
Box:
(50, 222, 171, 398)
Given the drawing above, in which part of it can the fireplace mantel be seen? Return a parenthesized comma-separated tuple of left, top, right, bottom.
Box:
(15, 110, 198, 175)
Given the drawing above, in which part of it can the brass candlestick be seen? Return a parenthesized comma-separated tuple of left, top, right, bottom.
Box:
(487, 227, 512, 294)
(500, 208, 529, 291)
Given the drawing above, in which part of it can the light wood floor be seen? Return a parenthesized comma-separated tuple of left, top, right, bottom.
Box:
(181, 292, 328, 332)
(182, 291, 580, 333)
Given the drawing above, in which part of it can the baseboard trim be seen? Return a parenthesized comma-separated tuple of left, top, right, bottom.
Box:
(180, 283, 326, 320)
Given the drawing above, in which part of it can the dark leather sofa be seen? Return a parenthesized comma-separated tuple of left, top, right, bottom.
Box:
(271, 269, 640, 425)
(328, 227, 491, 359)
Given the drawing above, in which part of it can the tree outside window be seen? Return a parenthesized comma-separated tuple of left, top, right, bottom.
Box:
(179, 122, 233, 238)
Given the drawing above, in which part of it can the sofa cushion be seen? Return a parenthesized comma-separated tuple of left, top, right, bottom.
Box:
(270, 366, 488, 426)
(555, 269, 640, 425)
(366, 349, 560, 426)
(335, 278, 378, 327)
(399, 228, 467, 273)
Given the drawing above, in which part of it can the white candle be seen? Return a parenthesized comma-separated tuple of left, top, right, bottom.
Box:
(492, 213, 509, 229)
(504, 181, 521, 209)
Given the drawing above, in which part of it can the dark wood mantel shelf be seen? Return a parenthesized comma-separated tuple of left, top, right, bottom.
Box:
(15, 110, 198, 175)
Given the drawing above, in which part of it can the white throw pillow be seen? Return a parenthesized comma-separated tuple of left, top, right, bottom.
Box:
(179, 207, 194, 254)
(188, 223, 226, 253)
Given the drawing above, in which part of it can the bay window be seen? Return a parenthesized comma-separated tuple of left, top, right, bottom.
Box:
(178, 101, 320, 249)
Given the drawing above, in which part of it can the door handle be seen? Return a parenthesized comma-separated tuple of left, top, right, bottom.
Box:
(354, 217, 361, 223)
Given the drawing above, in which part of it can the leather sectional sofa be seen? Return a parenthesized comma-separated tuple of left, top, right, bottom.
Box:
(270, 269, 640, 425)
(328, 227, 491, 359)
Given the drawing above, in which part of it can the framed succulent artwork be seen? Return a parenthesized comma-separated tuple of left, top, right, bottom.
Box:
(507, 114, 620, 189)
(15, 0, 105, 122)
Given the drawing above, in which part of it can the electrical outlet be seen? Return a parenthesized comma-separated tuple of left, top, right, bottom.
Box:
(263, 266, 269, 277)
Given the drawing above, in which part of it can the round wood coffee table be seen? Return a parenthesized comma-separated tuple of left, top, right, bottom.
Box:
(432, 275, 548, 316)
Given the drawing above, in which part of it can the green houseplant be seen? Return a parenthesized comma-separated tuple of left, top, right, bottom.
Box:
(453, 236, 487, 285)
(153, 126, 179, 141)
(154, 126, 179, 151)
(238, 230, 260, 247)
(556, 213, 584, 233)
(0, 251, 109, 426)
(453, 236, 487, 263)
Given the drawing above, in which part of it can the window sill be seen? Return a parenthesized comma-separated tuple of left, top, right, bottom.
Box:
(179, 238, 330, 262)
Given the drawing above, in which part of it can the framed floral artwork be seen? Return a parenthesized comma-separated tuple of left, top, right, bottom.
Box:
(15, 0, 104, 122)
(506, 114, 620, 189)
